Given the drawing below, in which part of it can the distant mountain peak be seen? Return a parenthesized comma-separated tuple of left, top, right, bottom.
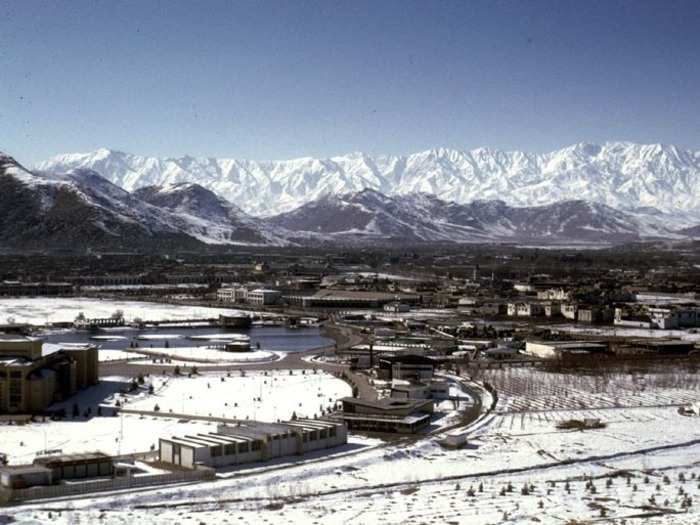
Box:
(35, 141, 700, 218)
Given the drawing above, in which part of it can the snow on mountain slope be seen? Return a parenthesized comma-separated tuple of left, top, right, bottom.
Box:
(0, 152, 198, 250)
(132, 183, 288, 245)
(37, 142, 700, 219)
(268, 189, 493, 243)
(269, 189, 675, 244)
(0, 152, 285, 250)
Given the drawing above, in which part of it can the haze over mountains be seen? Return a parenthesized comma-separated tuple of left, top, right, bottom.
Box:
(1, 142, 699, 251)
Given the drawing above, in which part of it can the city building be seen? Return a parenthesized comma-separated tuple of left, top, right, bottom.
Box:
(336, 397, 434, 433)
(378, 355, 436, 381)
(0, 337, 99, 414)
(246, 289, 282, 306)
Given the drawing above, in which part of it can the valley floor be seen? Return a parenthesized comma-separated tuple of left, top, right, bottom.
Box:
(3, 367, 700, 524)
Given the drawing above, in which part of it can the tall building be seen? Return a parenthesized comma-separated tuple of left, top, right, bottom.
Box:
(0, 337, 99, 414)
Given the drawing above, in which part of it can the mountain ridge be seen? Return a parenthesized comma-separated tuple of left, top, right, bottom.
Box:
(268, 188, 677, 245)
(36, 142, 700, 219)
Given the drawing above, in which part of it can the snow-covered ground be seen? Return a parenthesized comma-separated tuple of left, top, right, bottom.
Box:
(98, 349, 144, 362)
(480, 367, 700, 413)
(4, 367, 700, 524)
(0, 297, 249, 325)
(119, 371, 350, 421)
(546, 322, 700, 341)
(1, 414, 215, 465)
(7, 404, 700, 524)
(132, 346, 277, 363)
(1, 371, 352, 466)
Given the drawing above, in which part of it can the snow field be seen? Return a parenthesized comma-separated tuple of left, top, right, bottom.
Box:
(9, 414, 700, 525)
(4, 367, 700, 524)
(481, 367, 700, 413)
(1, 370, 351, 466)
(0, 297, 250, 325)
(119, 370, 351, 421)
(131, 346, 277, 363)
(1, 415, 216, 466)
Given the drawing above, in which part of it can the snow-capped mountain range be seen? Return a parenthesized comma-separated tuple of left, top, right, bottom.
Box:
(37, 142, 700, 223)
(1, 143, 699, 251)
(0, 151, 286, 250)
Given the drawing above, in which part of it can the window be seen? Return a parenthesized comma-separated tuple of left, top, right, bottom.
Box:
(224, 443, 236, 455)
(239, 442, 250, 453)
(211, 445, 222, 457)
(329, 427, 337, 438)
(252, 441, 261, 451)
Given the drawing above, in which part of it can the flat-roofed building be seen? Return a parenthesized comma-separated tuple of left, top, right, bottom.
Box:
(525, 340, 609, 359)
(337, 397, 434, 434)
(33, 452, 113, 481)
(286, 290, 421, 310)
(613, 339, 696, 356)
(390, 381, 431, 400)
(0, 337, 99, 414)
(247, 289, 282, 306)
(378, 355, 435, 381)
(159, 418, 347, 469)
(0, 465, 53, 489)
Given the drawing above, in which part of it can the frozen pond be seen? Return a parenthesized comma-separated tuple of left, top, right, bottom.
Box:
(39, 325, 334, 354)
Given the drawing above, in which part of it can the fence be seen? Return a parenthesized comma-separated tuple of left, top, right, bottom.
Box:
(1, 467, 215, 504)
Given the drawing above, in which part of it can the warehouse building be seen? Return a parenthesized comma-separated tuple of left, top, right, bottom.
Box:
(159, 418, 347, 469)
(0, 452, 114, 489)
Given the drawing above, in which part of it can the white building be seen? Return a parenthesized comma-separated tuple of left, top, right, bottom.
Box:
(383, 302, 410, 313)
(217, 286, 249, 304)
(537, 288, 571, 301)
(561, 304, 578, 320)
(507, 302, 544, 317)
(246, 289, 282, 306)
(614, 306, 700, 330)
(648, 307, 700, 330)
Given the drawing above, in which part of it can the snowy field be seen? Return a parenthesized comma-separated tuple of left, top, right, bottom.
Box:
(120, 371, 351, 421)
(132, 346, 277, 363)
(1, 371, 352, 465)
(480, 366, 700, 413)
(7, 404, 700, 524)
(545, 322, 700, 342)
(98, 349, 145, 362)
(4, 368, 700, 524)
(0, 297, 249, 325)
(1, 414, 215, 465)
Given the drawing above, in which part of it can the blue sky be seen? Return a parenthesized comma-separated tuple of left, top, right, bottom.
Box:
(2, 0, 700, 163)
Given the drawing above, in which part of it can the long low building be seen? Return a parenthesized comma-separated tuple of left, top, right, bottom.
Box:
(159, 418, 347, 469)
(525, 340, 609, 359)
(285, 290, 422, 309)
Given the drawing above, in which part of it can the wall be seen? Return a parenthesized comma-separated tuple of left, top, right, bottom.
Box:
(1, 468, 214, 503)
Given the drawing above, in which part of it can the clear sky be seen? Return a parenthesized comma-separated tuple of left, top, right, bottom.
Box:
(2, 0, 700, 164)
